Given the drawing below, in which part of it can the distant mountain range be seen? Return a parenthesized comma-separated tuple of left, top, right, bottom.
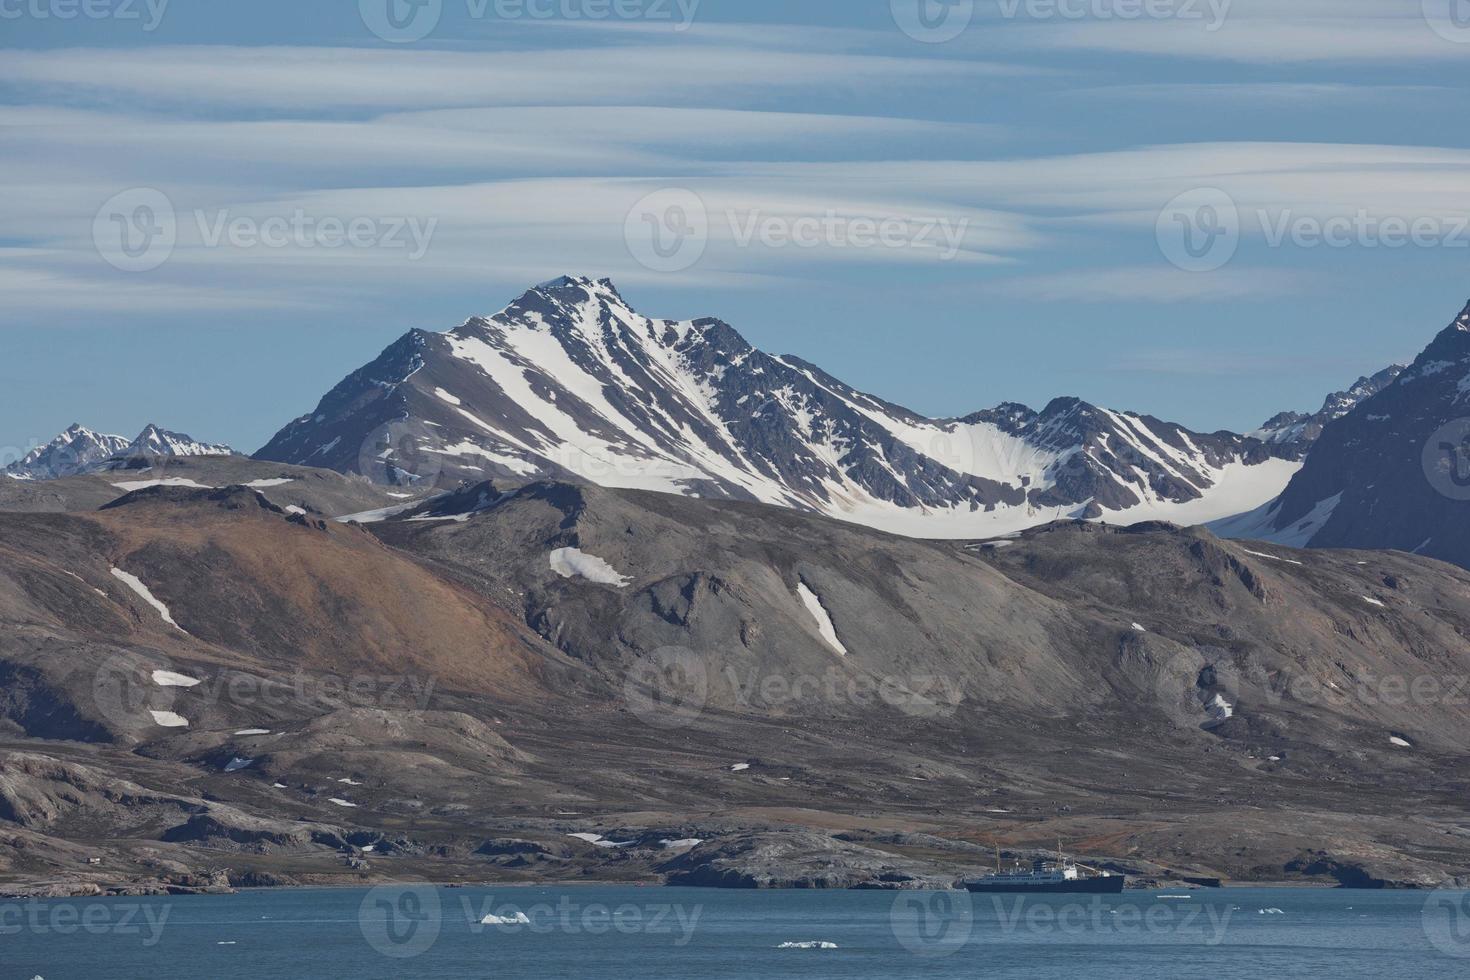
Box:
(1249, 365, 1406, 455)
(14, 278, 1468, 567)
(5, 424, 234, 481)
(256, 275, 1378, 538)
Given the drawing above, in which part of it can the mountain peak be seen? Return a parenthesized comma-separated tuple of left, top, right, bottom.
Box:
(256, 277, 1305, 536)
(6, 424, 127, 480)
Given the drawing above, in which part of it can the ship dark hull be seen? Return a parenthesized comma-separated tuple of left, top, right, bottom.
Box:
(965, 876, 1126, 894)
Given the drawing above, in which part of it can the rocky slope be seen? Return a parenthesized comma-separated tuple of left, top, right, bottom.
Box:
(2, 480, 1467, 894)
(256, 275, 1305, 539)
(1216, 299, 1470, 569)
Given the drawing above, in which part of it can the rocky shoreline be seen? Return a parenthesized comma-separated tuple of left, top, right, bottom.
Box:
(4, 827, 1456, 900)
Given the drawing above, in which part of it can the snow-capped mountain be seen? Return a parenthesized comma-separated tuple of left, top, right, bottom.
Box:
(4, 424, 131, 480)
(257, 276, 1305, 538)
(6, 423, 235, 481)
(1215, 298, 1470, 568)
(115, 424, 234, 462)
(1250, 365, 1405, 458)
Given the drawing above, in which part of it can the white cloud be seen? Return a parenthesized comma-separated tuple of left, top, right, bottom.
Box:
(0, 44, 1015, 111)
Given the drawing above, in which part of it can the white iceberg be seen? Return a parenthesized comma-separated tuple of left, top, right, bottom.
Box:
(481, 911, 532, 925)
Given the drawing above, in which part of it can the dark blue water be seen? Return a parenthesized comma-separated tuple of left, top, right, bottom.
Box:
(3, 885, 1467, 978)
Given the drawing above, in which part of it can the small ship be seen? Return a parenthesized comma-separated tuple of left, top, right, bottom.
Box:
(964, 844, 1125, 894)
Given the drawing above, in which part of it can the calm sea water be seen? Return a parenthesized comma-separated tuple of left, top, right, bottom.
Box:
(4, 885, 1467, 978)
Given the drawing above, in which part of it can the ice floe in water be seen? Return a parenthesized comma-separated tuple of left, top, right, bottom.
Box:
(549, 548, 631, 587)
(776, 941, 838, 949)
(481, 912, 532, 925)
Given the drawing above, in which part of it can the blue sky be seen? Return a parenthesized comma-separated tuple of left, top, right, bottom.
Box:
(4, 0, 1470, 458)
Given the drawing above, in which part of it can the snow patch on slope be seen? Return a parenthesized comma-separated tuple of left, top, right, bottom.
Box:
(151, 670, 200, 688)
(110, 567, 187, 632)
(1211, 491, 1342, 549)
(549, 548, 631, 587)
(796, 581, 847, 655)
